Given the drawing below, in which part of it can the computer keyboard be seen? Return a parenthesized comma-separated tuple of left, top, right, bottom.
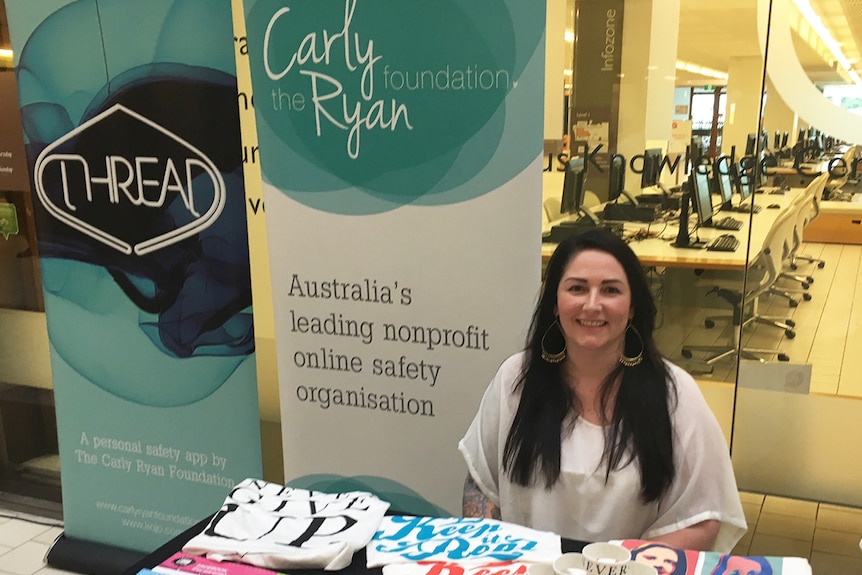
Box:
(712, 216, 743, 231)
(706, 234, 740, 252)
(739, 203, 762, 214)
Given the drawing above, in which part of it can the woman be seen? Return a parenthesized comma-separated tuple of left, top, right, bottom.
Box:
(458, 228, 746, 551)
(632, 542, 688, 575)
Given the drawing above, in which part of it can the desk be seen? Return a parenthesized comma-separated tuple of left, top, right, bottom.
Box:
(771, 167, 823, 189)
(803, 199, 862, 244)
(542, 189, 802, 271)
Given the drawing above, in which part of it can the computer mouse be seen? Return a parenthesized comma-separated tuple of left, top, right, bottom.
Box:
(767, 203, 781, 209)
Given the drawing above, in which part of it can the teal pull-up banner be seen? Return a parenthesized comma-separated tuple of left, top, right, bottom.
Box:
(5, 0, 262, 553)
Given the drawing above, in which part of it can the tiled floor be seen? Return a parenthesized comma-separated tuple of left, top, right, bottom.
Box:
(732, 492, 862, 574)
(3, 493, 862, 574)
(0, 512, 68, 575)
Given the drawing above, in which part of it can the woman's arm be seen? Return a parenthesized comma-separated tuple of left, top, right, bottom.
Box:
(650, 519, 720, 551)
(462, 474, 501, 519)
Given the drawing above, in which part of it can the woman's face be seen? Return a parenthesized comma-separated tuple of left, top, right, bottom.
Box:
(635, 546, 679, 575)
(555, 249, 633, 357)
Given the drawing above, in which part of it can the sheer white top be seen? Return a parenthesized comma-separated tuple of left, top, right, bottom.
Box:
(458, 352, 747, 552)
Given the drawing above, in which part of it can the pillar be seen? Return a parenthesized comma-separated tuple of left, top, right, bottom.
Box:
(617, 0, 680, 192)
(762, 77, 799, 149)
(723, 56, 765, 156)
(545, 0, 567, 145)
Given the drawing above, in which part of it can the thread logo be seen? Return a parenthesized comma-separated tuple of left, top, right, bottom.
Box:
(34, 104, 225, 256)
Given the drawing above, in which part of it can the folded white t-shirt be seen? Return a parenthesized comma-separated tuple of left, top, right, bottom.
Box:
(183, 478, 390, 570)
(367, 516, 562, 568)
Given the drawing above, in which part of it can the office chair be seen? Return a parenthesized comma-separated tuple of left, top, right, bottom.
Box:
(681, 206, 799, 366)
(543, 197, 563, 223)
(823, 145, 857, 200)
(543, 192, 601, 224)
(768, 195, 813, 306)
(787, 172, 829, 273)
(768, 177, 828, 302)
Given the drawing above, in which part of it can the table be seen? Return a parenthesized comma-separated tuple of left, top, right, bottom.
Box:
(121, 514, 588, 575)
(542, 188, 802, 271)
(803, 199, 862, 244)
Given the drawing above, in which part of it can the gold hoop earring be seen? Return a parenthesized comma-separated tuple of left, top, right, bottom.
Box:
(541, 318, 567, 363)
(619, 323, 644, 367)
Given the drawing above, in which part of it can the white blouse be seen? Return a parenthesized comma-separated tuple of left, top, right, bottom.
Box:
(458, 352, 747, 552)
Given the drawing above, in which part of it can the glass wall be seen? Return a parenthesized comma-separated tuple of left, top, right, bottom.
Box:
(546, 0, 862, 515)
(732, 0, 862, 508)
(0, 0, 61, 517)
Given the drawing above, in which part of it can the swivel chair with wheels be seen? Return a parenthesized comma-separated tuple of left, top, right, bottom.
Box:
(787, 172, 829, 273)
(681, 206, 799, 366)
(822, 145, 857, 200)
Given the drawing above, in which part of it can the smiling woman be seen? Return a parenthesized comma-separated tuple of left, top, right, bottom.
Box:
(459, 228, 747, 552)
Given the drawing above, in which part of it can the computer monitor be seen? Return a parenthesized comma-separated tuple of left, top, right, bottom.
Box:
(757, 149, 779, 188)
(641, 148, 662, 188)
(673, 178, 695, 248)
(781, 131, 789, 148)
(689, 138, 704, 173)
(773, 131, 781, 150)
(560, 157, 599, 224)
(738, 171, 753, 203)
(561, 157, 586, 215)
(715, 156, 735, 209)
(745, 133, 756, 156)
(797, 128, 806, 146)
(691, 164, 715, 226)
(608, 154, 626, 203)
(608, 154, 640, 205)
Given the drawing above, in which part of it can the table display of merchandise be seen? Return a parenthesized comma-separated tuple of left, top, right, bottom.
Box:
(125, 478, 813, 575)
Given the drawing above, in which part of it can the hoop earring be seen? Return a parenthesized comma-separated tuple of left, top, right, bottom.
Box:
(541, 318, 567, 364)
(619, 323, 644, 367)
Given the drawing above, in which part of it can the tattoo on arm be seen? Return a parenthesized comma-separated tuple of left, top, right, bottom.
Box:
(462, 474, 501, 520)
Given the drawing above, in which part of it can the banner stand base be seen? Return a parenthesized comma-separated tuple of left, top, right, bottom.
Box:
(46, 532, 145, 575)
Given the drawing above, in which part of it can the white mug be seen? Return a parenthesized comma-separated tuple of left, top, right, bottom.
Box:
(581, 542, 632, 575)
(552, 552, 588, 575)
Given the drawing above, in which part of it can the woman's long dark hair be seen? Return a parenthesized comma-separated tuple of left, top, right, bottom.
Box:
(502, 228, 675, 502)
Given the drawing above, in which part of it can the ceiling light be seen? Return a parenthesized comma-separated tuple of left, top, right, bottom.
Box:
(675, 60, 729, 81)
(0, 49, 13, 58)
(564, 30, 574, 43)
(564, 69, 572, 76)
(791, 0, 860, 85)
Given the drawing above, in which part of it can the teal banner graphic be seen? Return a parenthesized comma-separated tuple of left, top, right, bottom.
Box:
(5, 0, 261, 552)
(243, 0, 544, 514)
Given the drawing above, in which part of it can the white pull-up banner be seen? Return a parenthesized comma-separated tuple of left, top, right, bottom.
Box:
(241, 0, 545, 513)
